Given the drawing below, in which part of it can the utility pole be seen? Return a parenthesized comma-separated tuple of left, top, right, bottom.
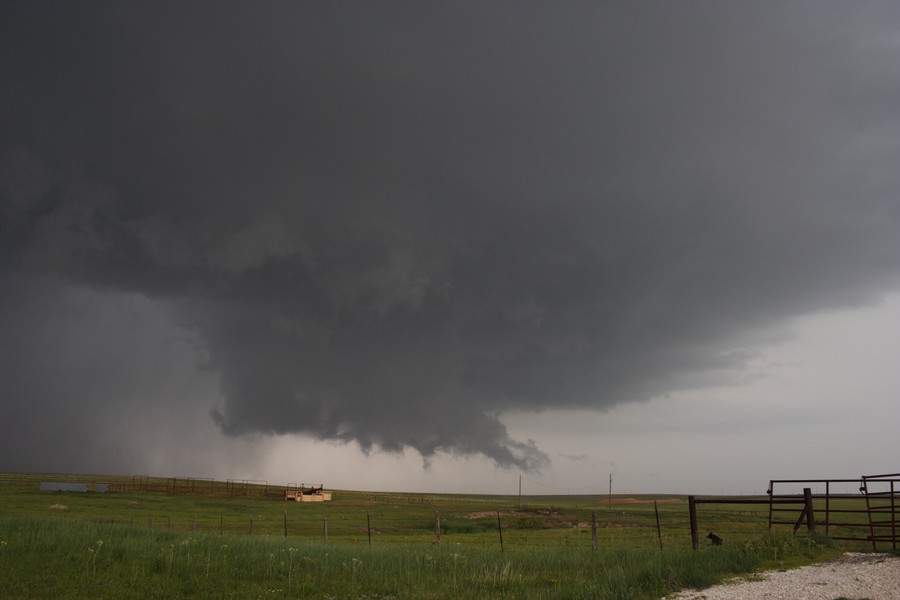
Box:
(608, 473, 612, 511)
(518, 475, 522, 508)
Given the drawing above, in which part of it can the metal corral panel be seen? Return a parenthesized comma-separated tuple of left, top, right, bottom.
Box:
(40, 482, 87, 492)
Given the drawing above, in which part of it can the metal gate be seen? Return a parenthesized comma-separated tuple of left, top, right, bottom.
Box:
(860, 472, 899, 552)
(766, 472, 899, 551)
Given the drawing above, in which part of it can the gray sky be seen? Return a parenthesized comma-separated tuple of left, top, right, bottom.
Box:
(2, 2, 899, 494)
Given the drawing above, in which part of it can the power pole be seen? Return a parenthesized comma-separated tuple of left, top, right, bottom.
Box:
(608, 473, 612, 511)
(518, 475, 522, 508)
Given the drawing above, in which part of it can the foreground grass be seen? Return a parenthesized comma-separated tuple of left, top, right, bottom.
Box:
(0, 516, 835, 600)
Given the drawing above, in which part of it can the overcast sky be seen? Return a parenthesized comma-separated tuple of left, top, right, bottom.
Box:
(1, 2, 899, 495)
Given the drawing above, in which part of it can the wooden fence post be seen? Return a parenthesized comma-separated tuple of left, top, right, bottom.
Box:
(688, 496, 698, 550)
(366, 510, 372, 546)
(323, 516, 328, 545)
(497, 511, 504, 553)
(803, 488, 816, 533)
(591, 510, 598, 552)
(654, 500, 663, 550)
(435, 511, 441, 546)
(284, 510, 288, 537)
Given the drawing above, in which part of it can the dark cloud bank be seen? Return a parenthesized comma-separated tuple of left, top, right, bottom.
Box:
(2, 2, 899, 473)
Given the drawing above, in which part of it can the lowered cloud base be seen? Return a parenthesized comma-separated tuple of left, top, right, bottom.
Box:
(1, 3, 899, 483)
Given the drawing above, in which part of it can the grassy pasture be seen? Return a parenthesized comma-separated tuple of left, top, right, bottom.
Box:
(0, 473, 853, 599)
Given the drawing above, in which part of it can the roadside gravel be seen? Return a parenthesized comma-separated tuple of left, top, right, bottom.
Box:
(667, 552, 900, 600)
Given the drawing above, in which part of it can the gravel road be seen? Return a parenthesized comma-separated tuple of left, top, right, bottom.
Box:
(667, 553, 900, 600)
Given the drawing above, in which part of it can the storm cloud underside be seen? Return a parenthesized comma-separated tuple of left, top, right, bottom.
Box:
(2, 3, 900, 471)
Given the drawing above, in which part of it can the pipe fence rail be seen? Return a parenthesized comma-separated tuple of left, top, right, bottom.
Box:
(689, 473, 899, 551)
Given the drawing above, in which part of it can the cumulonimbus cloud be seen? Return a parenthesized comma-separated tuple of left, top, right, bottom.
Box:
(1, 3, 899, 471)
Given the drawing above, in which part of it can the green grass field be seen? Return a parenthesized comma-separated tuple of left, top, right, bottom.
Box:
(0, 473, 862, 599)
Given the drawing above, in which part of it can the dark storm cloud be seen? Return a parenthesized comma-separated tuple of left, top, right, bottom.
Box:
(2, 2, 899, 470)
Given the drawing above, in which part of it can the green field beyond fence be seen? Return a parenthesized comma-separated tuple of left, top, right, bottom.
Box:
(0, 472, 866, 599)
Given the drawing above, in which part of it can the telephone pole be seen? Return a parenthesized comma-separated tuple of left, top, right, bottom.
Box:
(608, 473, 613, 511)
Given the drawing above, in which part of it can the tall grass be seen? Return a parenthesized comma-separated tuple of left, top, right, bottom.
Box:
(0, 515, 833, 599)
